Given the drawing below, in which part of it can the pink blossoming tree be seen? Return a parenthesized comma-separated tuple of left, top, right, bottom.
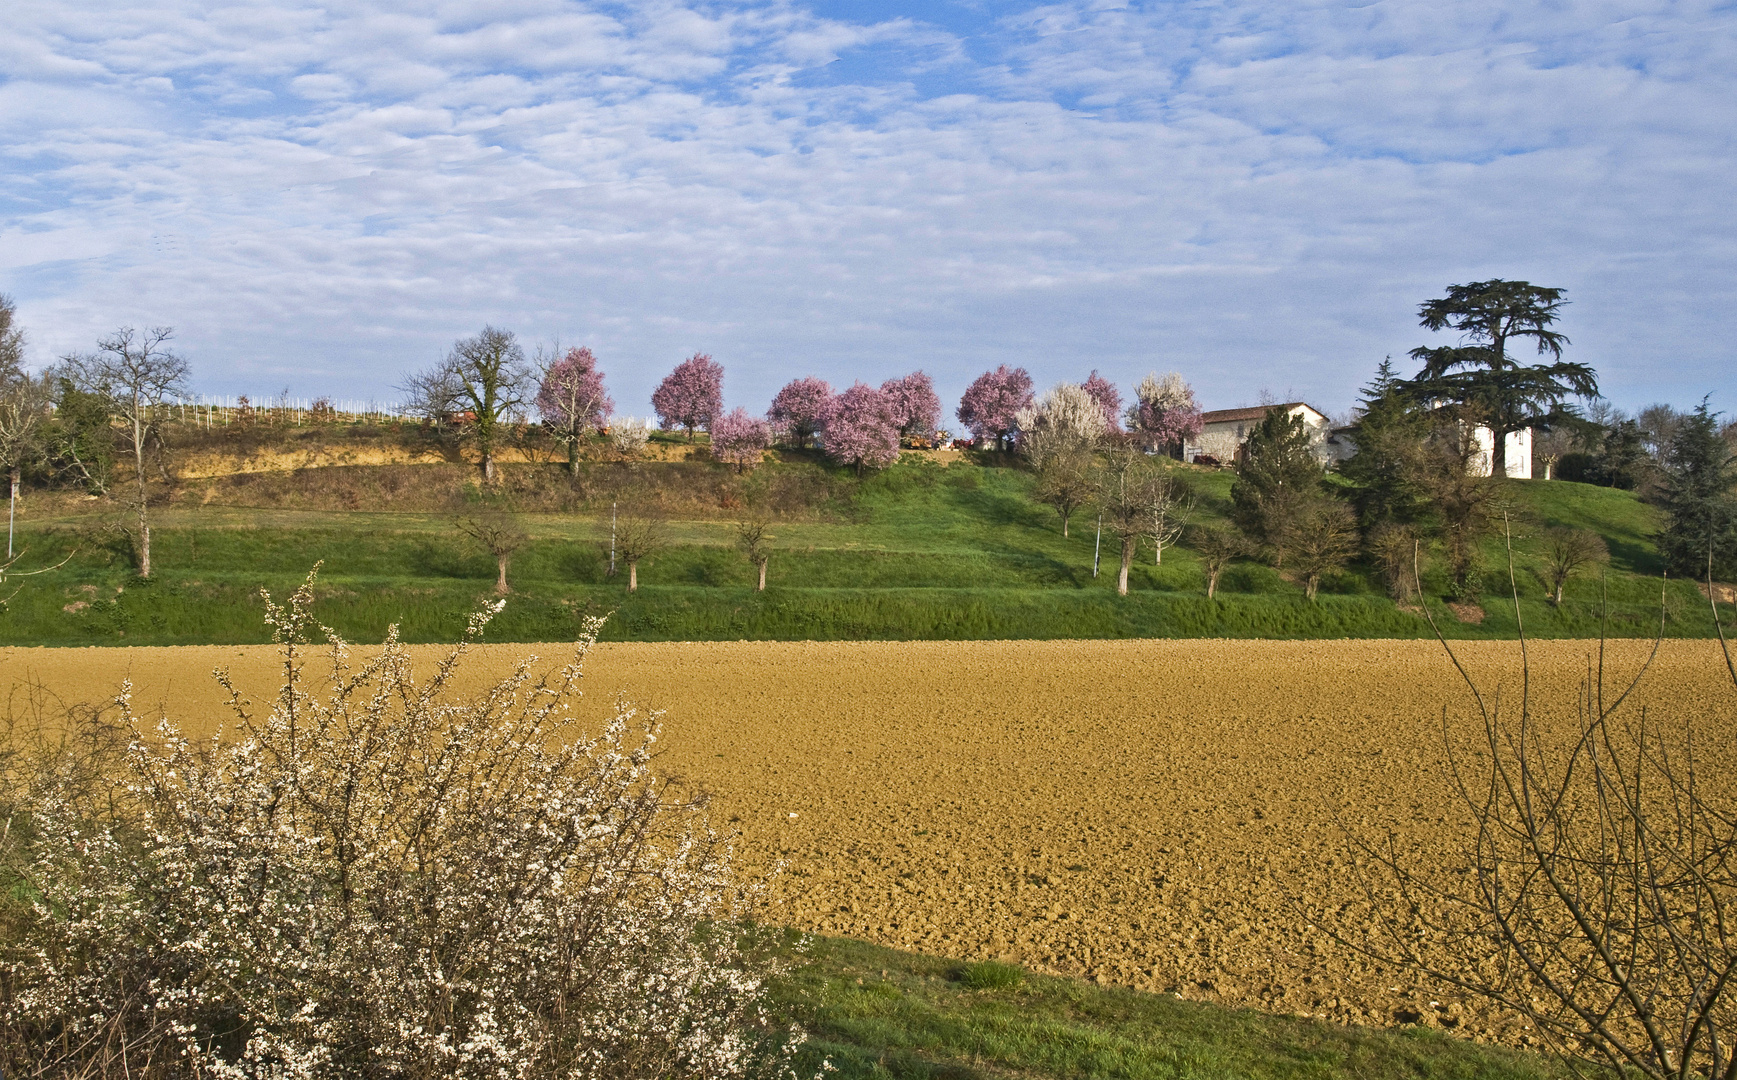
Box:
(822, 383, 900, 474)
(879, 372, 942, 443)
(536, 346, 614, 474)
(710, 407, 773, 471)
(1127, 371, 1204, 456)
(767, 376, 836, 448)
(1081, 370, 1123, 434)
(651, 353, 724, 440)
(956, 365, 1034, 450)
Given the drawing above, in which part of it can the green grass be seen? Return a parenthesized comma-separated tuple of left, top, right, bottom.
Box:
(774, 935, 1574, 1080)
(4, 458, 1726, 645)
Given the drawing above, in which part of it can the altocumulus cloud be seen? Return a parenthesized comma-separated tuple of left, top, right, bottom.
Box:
(1, 0, 1732, 415)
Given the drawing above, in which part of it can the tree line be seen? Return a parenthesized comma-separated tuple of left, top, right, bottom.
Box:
(1, 278, 1732, 597)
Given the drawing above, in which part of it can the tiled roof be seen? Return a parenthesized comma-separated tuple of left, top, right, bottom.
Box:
(1199, 402, 1315, 425)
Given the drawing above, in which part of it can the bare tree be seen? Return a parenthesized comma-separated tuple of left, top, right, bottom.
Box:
(1540, 526, 1609, 605)
(403, 326, 531, 483)
(1348, 531, 1737, 1080)
(456, 507, 530, 594)
(611, 511, 663, 593)
(0, 374, 50, 559)
(735, 516, 772, 591)
(1283, 498, 1359, 600)
(1094, 445, 1161, 596)
(1146, 470, 1194, 566)
(1191, 524, 1246, 599)
(1414, 418, 1502, 599)
(1366, 522, 1421, 602)
(63, 327, 189, 578)
(1032, 449, 1094, 537)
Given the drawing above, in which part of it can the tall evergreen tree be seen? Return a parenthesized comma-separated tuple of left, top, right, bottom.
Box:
(1230, 408, 1323, 566)
(1400, 280, 1597, 476)
(1339, 358, 1429, 528)
(1592, 419, 1646, 490)
(1658, 401, 1737, 580)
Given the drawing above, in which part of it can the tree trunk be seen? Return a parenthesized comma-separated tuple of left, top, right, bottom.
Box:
(1061, 512, 1069, 538)
(1554, 581, 1564, 605)
(1117, 536, 1133, 596)
(1490, 425, 1508, 477)
(481, 450, 496, 483)
(757, 559, 767, 591)
(496, 555, 510, 595)
(628, 560, 638, 592)
(134, 413, 151, 578)
(1305, 574, 1319, 601)
(567, 434, 580, 476)
(8, 467, 17, 559)
(138, 506, 151, 578)
(1207, 570, 1219, 599)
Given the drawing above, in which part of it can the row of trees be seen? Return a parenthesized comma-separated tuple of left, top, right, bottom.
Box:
(403, 324, 1224, 479)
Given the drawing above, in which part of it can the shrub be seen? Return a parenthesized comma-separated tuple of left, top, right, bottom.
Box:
(611, 415, 653, 455)
(0, 571, 802, 1078)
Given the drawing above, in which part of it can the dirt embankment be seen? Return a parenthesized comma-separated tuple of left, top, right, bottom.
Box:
(5, 637, 1731, 1046)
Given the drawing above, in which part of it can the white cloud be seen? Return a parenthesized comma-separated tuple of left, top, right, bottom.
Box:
(1, 0, 1732, 417)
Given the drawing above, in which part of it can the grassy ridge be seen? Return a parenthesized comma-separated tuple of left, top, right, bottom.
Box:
(4, 458, 1724, 645)
(777, 935, 1568, 1079)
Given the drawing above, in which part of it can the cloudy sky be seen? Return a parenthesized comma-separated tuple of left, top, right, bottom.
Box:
(3, 0, 1733, 419)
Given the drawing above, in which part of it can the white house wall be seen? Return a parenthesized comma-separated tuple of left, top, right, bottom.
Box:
(1469, 426, 1533, 478)
(1190, 405, 1337, 465)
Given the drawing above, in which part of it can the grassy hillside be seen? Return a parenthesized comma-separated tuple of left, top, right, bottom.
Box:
(778, 935, 1569, 1080)
(2, 454, 1724, 645)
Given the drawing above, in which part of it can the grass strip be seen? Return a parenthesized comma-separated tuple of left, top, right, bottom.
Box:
(776, 935, 1574, 1080)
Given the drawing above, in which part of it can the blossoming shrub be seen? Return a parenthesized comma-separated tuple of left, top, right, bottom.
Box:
(1, 572, 800, 1079)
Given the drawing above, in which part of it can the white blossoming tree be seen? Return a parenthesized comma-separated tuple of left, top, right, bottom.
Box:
(1, 569, 805, 1079)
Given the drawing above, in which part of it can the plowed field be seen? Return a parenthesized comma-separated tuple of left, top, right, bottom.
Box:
(6, 637, 1732, 1046)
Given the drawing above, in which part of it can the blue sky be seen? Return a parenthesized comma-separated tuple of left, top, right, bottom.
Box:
(3, 0, 1733, 420)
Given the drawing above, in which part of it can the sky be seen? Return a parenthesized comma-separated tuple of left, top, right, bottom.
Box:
(3, 0, 1734, 421)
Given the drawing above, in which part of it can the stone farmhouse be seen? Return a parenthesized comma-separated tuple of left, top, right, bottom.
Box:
(1187, 402, 1532, 478)
(1188, 403, 1348, 466)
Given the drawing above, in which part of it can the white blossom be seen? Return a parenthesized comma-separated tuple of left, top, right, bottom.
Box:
(2, 568, 813, 1079)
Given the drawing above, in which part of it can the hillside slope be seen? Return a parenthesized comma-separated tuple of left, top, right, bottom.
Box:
(5, 454, 1725, 645)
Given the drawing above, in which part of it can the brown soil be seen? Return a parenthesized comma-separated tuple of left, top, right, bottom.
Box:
(4, 637, 1731, 1045)
(1445, 600, 1485, 623)
(1702, 581, 1737, 606)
